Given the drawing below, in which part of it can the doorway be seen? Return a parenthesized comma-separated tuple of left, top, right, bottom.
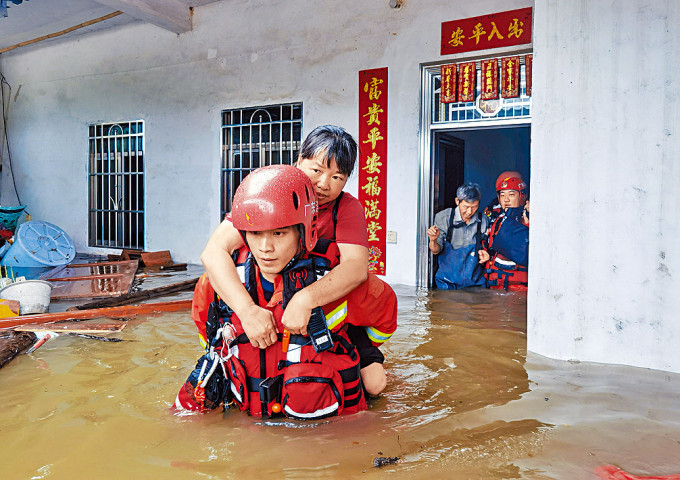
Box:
(417, 58, 533, 287)
(433, 132, 465, 215)
(429, 126, 531, 286)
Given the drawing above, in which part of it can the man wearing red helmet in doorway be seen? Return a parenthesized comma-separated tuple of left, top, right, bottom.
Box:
(483, 170, 530, 225)
(478, 172, 530, 291)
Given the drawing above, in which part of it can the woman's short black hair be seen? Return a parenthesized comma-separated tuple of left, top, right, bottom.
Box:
(298, 125, 358, 176)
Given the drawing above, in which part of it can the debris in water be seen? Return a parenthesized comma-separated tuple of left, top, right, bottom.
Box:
(373, 456, 399, 468)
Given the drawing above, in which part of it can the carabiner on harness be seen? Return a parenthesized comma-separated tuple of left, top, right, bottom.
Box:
(192, 323, 237, 412)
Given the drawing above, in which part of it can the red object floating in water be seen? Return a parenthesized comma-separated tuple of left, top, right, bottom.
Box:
(595, 465, 680, 480)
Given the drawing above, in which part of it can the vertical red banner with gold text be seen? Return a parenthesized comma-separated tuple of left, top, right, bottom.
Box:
(457, 61, 476, 102)
(525, 54, 533, 96)
(501, 56, 520, 98)
(440, 64, 457, 103)
(359, 67, 388, 276)
(480, 58, 498, 100)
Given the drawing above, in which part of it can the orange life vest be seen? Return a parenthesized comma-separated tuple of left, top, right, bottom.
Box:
(181, 240, 367, 419)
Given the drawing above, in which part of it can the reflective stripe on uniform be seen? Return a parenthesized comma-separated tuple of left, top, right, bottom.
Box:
(366, 326, 393, 344)
(494, 257, 517, 267)
(325, 301, 347, 330)
(284, 402, 339, 419)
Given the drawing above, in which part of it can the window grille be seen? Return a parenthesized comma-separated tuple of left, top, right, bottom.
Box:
(88, 121, 144, 249)
(432, 57, 532, 124)
(221, 103, 302, 218)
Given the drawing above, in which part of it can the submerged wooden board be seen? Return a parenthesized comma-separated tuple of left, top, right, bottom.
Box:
(0, 332, 36, 368)
(0, 299, 191, 329)
(71, 277, 199, 310)
(15, 321, 127, 334)
(140, 250, 173, 267)
(41, 260, 139, 299)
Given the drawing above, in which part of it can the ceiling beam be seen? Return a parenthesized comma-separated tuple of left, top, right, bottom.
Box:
(94, 0, 192, 34)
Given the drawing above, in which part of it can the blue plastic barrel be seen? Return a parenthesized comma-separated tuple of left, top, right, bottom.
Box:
(0, 221, 76, 279)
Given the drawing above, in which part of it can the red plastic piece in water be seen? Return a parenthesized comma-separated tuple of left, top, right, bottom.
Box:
(595, 465, 680, 480)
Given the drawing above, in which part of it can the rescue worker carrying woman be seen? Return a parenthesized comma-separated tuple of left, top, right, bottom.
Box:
(427, 182, 489, 289)
(174, 165, 396, 420)
(478, 173, 530, 291)
(200, 125, 397, 396)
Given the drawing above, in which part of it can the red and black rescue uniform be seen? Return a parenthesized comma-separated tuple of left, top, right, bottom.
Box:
(482, 203, 529, 291)
(182, 239, 367, 420)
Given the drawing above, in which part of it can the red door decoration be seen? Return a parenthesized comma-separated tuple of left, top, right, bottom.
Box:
(441, 7, 532, 55)
(525, 54, 533, 96)
(480, 58, 498, 100)
(501, 56, 520, 98)
(440, 64, 457, 103)
(457, 61, 476, 102)
(359, 67, 388, 276)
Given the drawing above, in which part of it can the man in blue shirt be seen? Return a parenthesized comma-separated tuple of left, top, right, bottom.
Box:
(427, 183, 489, 289)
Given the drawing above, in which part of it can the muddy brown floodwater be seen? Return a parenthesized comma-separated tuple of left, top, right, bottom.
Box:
(1, 286, 680, 479)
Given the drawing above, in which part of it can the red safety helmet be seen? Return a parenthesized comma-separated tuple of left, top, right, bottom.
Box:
(495, 172, 527, 205)
(495, 171, 524, 192)
(231, 165, 318, 251)
(496, 176, 526, 193)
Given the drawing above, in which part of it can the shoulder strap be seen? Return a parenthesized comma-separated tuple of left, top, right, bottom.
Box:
(280, 255, 328, 309)
(331, 191, 344, 240)
(445, 207, 456, 243)
(445, 207, 470, 243)
(469, 211, 484, 280)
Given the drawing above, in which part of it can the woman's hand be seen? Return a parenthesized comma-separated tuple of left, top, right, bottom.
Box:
(478, 249, 490, 263)
(239, 304, 279, 349)
(281, 289, 313, 336)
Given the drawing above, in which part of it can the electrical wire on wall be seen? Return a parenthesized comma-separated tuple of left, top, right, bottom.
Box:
(0, 71, 26, 211)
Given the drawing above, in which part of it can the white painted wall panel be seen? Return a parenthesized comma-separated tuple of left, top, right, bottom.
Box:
(529, 0, 680, 371)
(0, 0, 529, 286)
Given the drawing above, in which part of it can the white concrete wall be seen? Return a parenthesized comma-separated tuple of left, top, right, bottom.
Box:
(2, 0, 678, 373)
(529, 0, 680, 371)
(0, 0, 529, 286)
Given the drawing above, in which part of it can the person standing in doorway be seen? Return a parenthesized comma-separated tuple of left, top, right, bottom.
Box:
(478, 174, 529, 291)
(427, 182, 489, 289)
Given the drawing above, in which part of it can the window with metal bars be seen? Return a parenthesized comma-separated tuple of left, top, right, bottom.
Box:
(88, 121, 144, 249)
(220, 103, 302, 218)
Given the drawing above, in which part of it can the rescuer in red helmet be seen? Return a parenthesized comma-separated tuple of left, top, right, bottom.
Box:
(175, 165, 397, 418)
(199, 126, 396, 397)
(483, 171, 529, 223)
(478, 172, 530, 291)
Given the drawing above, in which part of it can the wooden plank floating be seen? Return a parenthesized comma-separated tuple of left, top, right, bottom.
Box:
(71, 277, 199, 310)
(0, 299, 192, 329)
(14, 322, 127, 334)
(140, 250, 173, 267)
(0, 332, 36, 368)
(42, 260, 139, 300)
(160, 263, 188, 272)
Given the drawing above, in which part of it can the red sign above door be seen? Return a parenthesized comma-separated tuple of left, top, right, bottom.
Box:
(441, 7, 532, 56)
